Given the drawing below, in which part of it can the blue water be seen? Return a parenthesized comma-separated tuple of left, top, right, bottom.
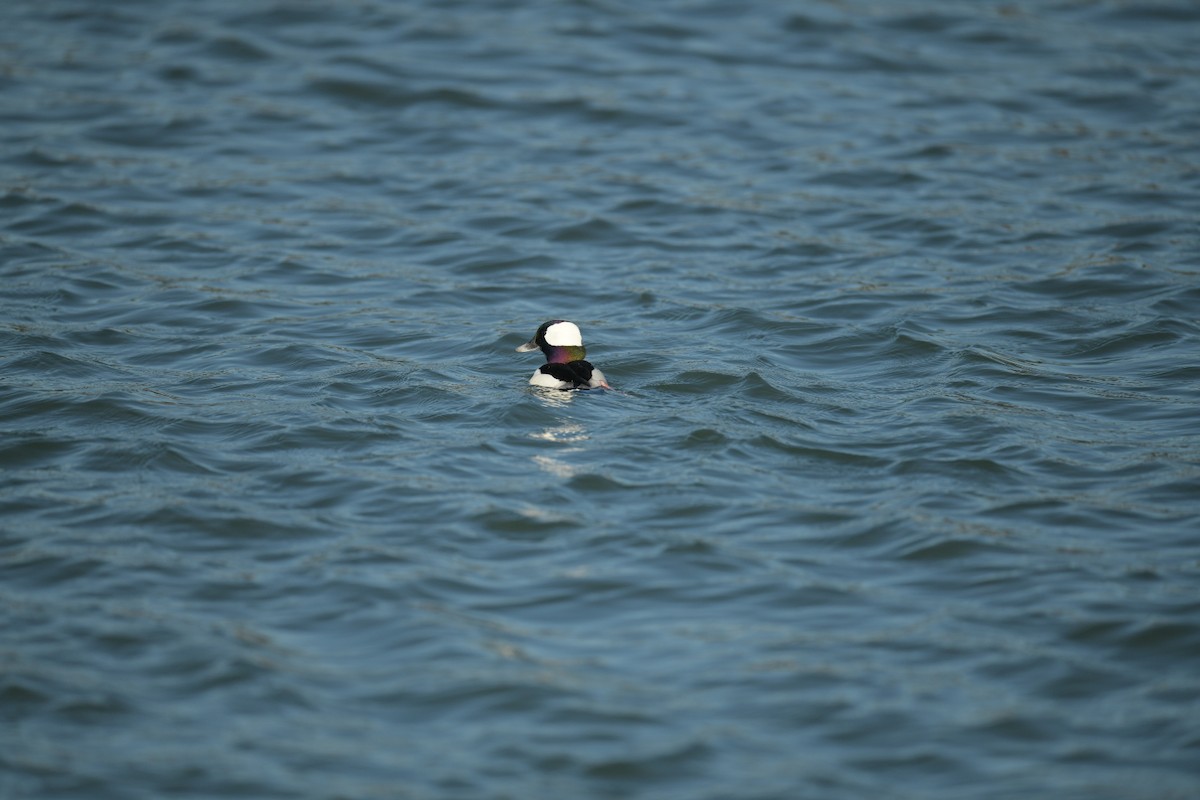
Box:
(3, 1, 1199, 798)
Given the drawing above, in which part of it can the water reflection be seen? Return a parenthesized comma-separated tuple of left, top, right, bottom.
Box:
(530, 412, 588, 477)
(530, 388, 576, 409)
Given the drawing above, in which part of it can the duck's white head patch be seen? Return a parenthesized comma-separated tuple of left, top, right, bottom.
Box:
(544, 321, 583, 347)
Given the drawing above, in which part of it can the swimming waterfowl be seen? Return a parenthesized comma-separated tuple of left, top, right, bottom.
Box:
(515, 320, 611, 390)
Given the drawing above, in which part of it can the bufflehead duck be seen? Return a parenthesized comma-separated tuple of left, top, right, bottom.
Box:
(516, 320, 611, 390)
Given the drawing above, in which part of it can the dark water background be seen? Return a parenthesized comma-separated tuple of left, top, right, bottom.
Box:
(3, 1, 1199, 798)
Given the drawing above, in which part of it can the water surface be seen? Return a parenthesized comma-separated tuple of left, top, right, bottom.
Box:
(2, 1, 1199, 798)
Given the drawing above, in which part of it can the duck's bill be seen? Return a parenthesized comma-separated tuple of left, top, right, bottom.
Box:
(516, 339, 539, 353)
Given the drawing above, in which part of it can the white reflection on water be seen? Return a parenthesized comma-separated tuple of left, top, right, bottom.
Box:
(530, 423, 587, 443)
(530, 388, 576, 409)
(530, 419, 588, 478)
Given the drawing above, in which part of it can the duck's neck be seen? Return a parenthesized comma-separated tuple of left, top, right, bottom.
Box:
(544, 344, 586, 363)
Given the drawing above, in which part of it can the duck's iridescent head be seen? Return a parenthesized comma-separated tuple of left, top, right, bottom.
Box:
(516, 320, 586, 363)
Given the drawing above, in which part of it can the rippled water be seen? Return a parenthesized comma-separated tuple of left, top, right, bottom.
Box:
(3, 1, 1199, 798)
